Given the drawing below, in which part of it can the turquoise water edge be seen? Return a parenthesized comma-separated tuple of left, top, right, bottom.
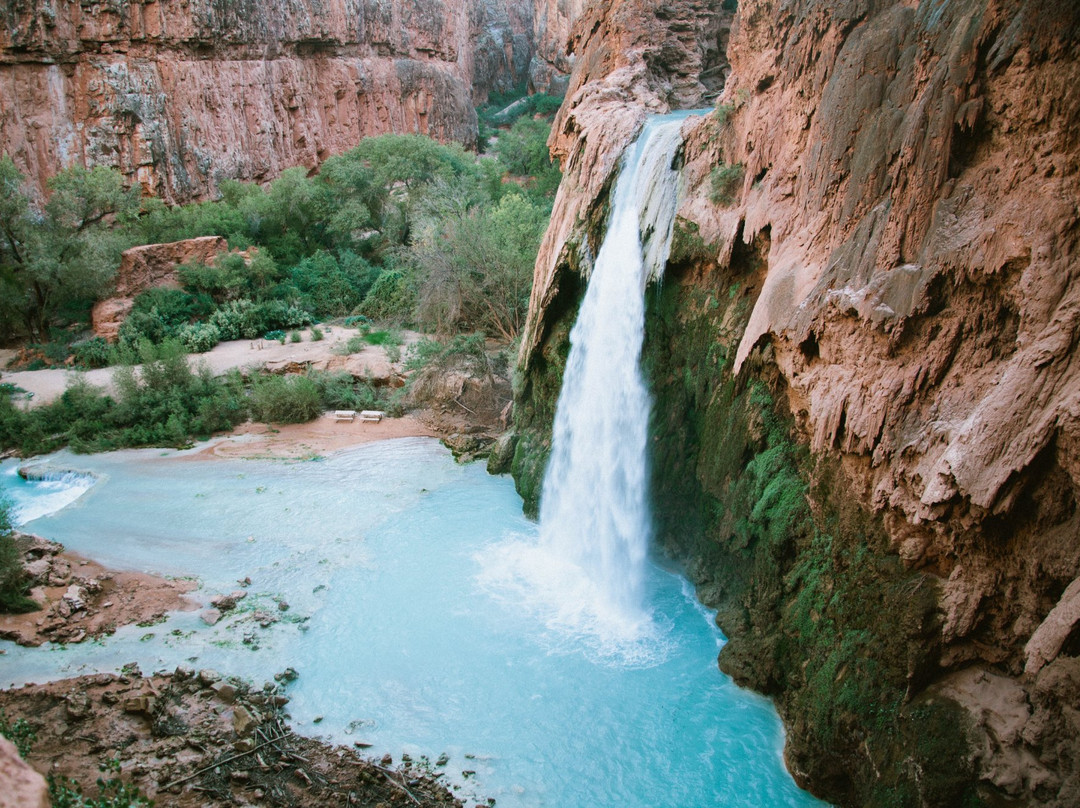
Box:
(1, 438, 828, 808)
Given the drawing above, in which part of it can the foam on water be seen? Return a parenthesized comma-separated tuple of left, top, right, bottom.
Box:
(535, 112, 701, 652)
(0, 461, 96, 525)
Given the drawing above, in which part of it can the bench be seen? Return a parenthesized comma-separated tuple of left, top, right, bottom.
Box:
(332, 410, 357, 422)
(359, 410, 385, 423)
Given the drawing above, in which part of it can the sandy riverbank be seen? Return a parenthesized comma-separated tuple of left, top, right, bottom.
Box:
(0, 324, 414, 407)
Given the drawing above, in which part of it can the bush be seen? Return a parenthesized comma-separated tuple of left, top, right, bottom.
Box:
(288, 250, 377, 318)
(177, 321, 221, 353)
(0, 498, 37, 614)
(249, 374, 323, 424)
(49, 757, 152, 808)
(310, 327, 324, 341)
(208, 299, 261, 341)
(357, 269, 416, 323)
(71, 337, 113, 369)
(709, 163, 744, 207)
(290, 331, 302, 343)
(0, 708, 36, 758)
(307, 370, 380, 411)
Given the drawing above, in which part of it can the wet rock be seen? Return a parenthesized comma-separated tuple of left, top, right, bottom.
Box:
(197, 669, 222, 686)
(173, 665, 195, 681)
(253, 609, 277, 628)
(211, 682, 237, 704)
(274, 667, 299, 683)
(200, 608, 223, 626)
(486, 430, 518, 475)
(277, 600, 290, 611)
(210, 590, 247, 611)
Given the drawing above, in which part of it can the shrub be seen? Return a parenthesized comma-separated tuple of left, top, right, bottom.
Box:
(71, 337, 113, 369)
(290, 331, 302, 343)
(288, 250, 377, 318)
(209, 299, 262, 341)
(307, 370, 380, 411)
(310, 327, 324, 341)
(358, 269, 416, 323)
(363, 329, 402, 347)
(49, 757, 152, 808)
(177, 321, 221, 353)
(709, 163, 744, 207)
(0, 498, 37, 613)
(117, 307, 170, 346)
(0, 708, 36, 758)
(250, 374, 323, 424)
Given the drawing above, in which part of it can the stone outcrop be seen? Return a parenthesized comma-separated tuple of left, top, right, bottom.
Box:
(1, 0, 535, 201)
(514, 0, 1080, 805)
(91, 235, 228, 340)
(529, 0, 586, 93)
(0, 736, 48, 808)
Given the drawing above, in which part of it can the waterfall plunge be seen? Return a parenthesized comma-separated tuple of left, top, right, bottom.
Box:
(536, 112, 698, 641)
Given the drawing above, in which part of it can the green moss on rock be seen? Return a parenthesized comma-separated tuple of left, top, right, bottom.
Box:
(642, 245, 978, 808)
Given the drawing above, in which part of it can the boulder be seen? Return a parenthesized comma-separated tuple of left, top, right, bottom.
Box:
(0, 736, 48, 808)
(92, 236, 228, 341)
(211, 681, 238, 704)
(200, 608, 223, 626)
(62, 585, 86, 613)
(486, 430, 518, 475)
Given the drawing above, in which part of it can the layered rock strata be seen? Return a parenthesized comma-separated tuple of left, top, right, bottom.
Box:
(0, 0, 534, 201)
(514, 0, 1080, 805)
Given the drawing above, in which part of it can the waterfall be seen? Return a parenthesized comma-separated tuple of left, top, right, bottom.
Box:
(536, 112, 698, 633)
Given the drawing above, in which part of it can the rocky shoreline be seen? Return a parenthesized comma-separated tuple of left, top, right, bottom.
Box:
(0, 665, 469, 807)
(0, 533, 198, 648)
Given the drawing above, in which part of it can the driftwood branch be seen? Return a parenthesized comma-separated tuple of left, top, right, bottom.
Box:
(372, 764, 422, 806)
(159, 731, 294, 791)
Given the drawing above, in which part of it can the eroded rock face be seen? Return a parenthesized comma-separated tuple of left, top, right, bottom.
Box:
(0, 0, 534, 201)
(520, 0, 733, 369)
(516, 0, 1080, 804)
(91, 235, 228, 340)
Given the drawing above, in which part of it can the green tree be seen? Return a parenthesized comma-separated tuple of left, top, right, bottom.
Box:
(409, 191, 545, 340)
(0, 158, 139, 340)
(0, 497, 36, 613)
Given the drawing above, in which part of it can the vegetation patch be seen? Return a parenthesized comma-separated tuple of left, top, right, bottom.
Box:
(641, 251, 975, 808)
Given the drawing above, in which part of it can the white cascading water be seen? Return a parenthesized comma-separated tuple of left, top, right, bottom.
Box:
(536, 112, 698, 640)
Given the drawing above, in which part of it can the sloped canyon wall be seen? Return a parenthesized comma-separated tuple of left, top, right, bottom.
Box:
(0, 0, 542, 201)
(514, 0, 1080, 805)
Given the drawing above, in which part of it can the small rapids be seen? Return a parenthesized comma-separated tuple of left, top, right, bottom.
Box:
(1, 462, 96, 526)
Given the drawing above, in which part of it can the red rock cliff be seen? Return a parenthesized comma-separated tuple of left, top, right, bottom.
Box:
(0, 0, 535, 201)
(517, 0, 1080, 804)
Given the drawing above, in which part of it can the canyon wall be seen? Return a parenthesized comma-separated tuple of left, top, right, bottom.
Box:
(0, 0, 536, 201)
(514, 0, 1080, 805)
